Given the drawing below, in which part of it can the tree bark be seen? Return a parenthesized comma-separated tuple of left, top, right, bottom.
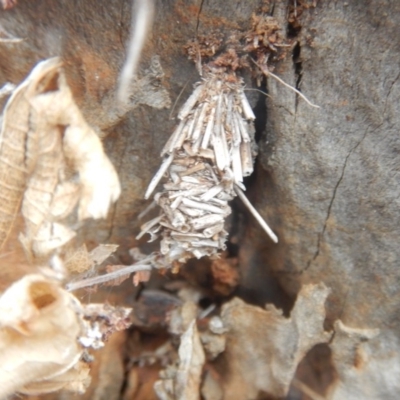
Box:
(0, 0, 399, 398)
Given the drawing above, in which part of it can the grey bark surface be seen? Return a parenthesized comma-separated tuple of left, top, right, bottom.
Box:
(0, 0, 399, 398)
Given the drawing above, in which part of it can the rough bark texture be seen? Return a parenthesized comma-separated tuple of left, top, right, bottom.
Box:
(0, 0, 399, 398)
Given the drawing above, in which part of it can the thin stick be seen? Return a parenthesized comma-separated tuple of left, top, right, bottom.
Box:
(234, 185, 278, 243)
(251, 58, 320, 108)
(66, 263, 152, 291)
(117, 0, 155, 103)
(138, 200, 157, 219)
(170, 79, 190, 119)
(244, 88, 272, 99)
(145, 153, 174, 199)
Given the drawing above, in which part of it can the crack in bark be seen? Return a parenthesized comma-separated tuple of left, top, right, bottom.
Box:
(303, 129, 369, 272)
(383, 70, 400, 117)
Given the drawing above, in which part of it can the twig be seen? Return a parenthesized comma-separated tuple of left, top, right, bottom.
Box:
(251, 58, 320, 108)
(117, 0, 155, 104)
(243, 88, 272, 98)
(234, 185, 278, 243)
(66, 263, 152, 291)
(138, 200, 157, 219)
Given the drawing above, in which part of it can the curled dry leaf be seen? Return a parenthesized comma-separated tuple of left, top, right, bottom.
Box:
(0, 274, 87, 398)
(0, 57, 120, 258)
(219, 283, 332, 400)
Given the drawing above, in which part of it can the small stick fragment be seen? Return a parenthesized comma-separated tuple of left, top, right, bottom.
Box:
(239, 91, 256, 120)
(136, 215, 163, 239)
(138, 200, 157, 219)
(234, 185, 278, 243)
(200, 105, 216, 149)
(178, 84, 203, 120)
(200, 185, 223, 201)
(145, 153, 174, 199)
(67, 263, 152, 291)
(191, 102, 208, 142)
(191, 214, 225, 230)
(251, 58, 320, 108)
(161, 120, 185, 155)
(181, 198, 225, 214)
(240, 142, 254, 176)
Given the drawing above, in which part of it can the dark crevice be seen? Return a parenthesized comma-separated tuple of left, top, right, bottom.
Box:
(292, 41, 302, 112)
(253, 77, 268, 143)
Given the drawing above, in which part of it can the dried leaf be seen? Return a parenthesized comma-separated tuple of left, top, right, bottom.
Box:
(0, 57, 120, 257)
(133, 269, 151, 286)
(0, 58, 60, 251)
(90, 243, 119, 266)
(219, 283, 331, 399)
(19, 361, 91, 395)
(0, 274, 85, 398)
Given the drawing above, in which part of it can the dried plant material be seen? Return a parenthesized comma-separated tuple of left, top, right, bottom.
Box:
(219, 283, 331, 399)
(64, 244, 93, 273)
(139, 68, 277, 266)
(80, 303, 132, 346)
(176, 320, 206, 400)
(0, 57, 120, 257)
(0, 274, 86, 398)
(90, 243, 119, 265)
(133, 269, 151, 286)
(328, 320, 392, 400)
(0, 58, 60, 251)
(234, 185, 278, 243)
(184, 32, 224, 63)
(104, 264, 131, 286)
(19, 361, 91, 395)
(169, 301, 198, 336)
(67, 261, 153, 291)
(210, 254, 239, 296)
(246, 14, 280, 48)
(155, 320, 205, 400)
(82, 330, 127, 400)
